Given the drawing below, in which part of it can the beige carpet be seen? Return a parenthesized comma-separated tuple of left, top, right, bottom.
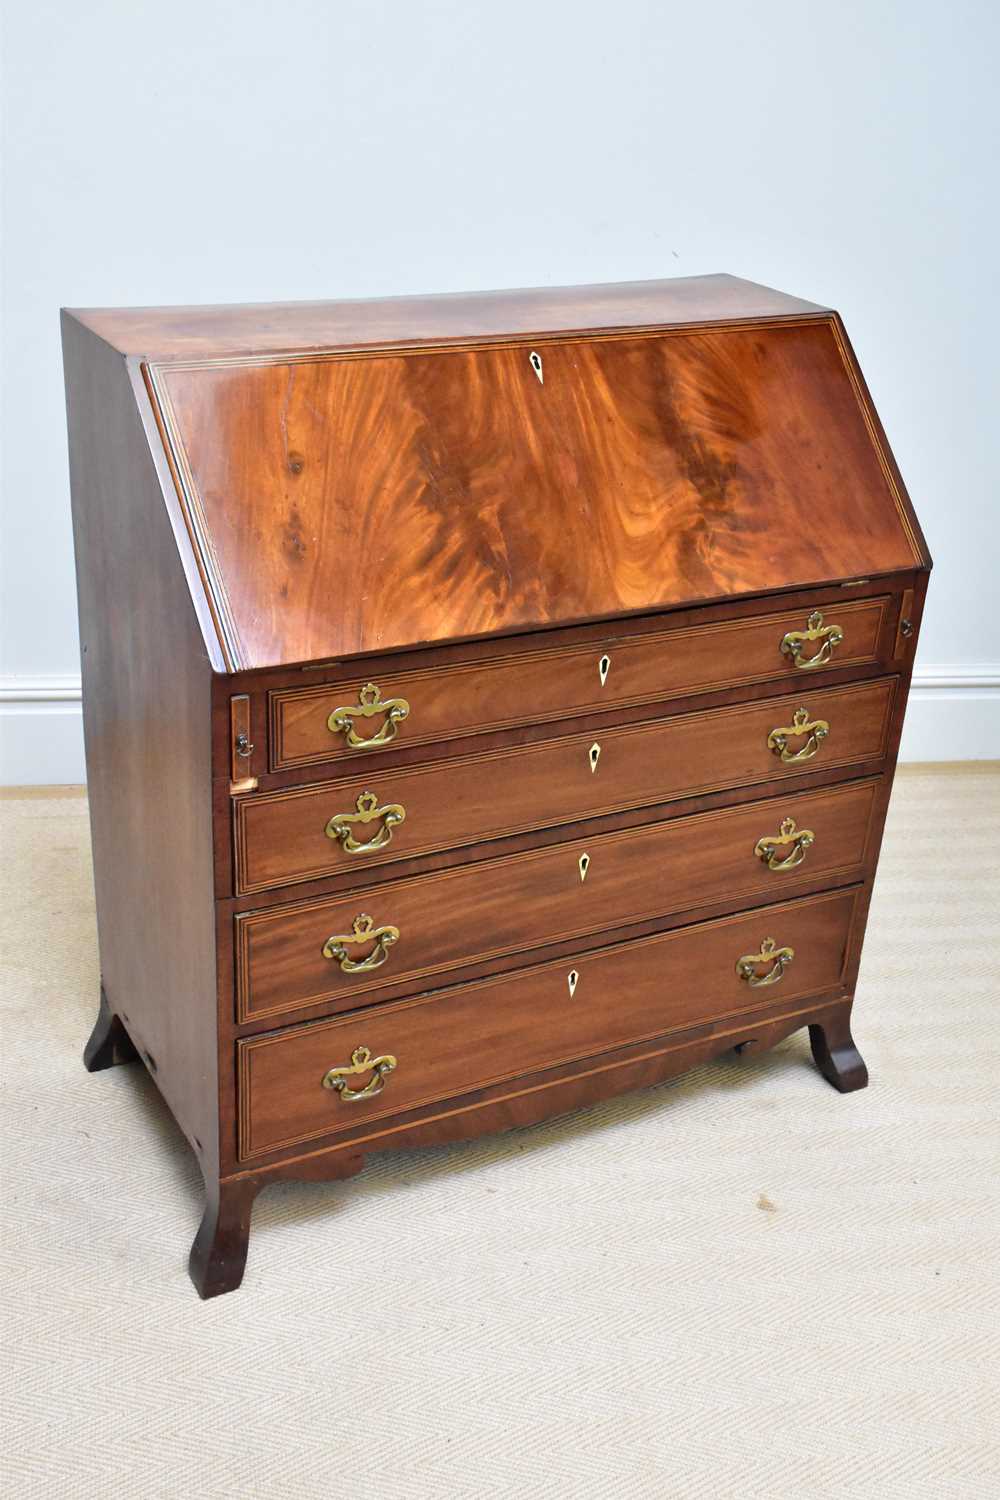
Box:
(2, 767, 998, 1499)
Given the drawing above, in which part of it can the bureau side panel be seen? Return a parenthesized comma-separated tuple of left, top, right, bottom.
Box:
(61, 315, 219, 1176)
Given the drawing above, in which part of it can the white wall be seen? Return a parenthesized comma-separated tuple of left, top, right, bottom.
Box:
(2, 0, 998, 781)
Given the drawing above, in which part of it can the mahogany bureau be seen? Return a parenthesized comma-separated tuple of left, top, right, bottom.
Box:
(62, 275, 930, 1297)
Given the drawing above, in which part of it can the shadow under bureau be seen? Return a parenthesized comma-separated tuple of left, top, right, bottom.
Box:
(62, 274, 930, 1297)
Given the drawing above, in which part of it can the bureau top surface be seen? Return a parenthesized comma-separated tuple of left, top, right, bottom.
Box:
(69, 275, 822, 358)
(65, 277, 927, 671)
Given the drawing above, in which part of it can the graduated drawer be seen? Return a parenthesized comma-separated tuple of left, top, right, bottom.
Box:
(235, 778, 881, 1023)
(237, 886, 860, 1159)
(235, 677, 896, 894)
(269, 596, 890, 771)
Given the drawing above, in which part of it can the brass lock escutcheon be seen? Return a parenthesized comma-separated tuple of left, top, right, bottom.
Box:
(767, 706, 830, 764)
(322, 1044, 397, 1102)
(780, 610, 844, 670)
(735, 936, 795, 988)
(322, 913, 400, 973)
(328, 682, 410, 750)
(325, 790, 406, 854)
(754, 816, 815, 872)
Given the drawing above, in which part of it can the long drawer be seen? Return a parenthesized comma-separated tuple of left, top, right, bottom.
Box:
(235, 677, 896, 894)
(235, 778, 880, 1023)
(238, 886, 860, 1159)
(269, 596, 891, 770)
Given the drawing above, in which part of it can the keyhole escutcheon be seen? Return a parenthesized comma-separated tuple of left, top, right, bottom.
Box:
(529, 350, 544, 384)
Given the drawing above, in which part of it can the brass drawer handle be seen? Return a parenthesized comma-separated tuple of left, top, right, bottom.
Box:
(325, 790, 406, 854)
(736, 936, 795, 988)
(328, 682, 410, 750)
(780, 611, 844, 670)
(323, 913, 400, 973)
(754, 816, 815, 872)
(767, 705, 830, 764)
(322, 1044, 397, 1102)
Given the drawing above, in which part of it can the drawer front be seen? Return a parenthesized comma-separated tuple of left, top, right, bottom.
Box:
(238, 887, 860, 1158)
(236, 778, 880, 1022)
(270, 596, 890, 770)
(235, 677, 896, 894)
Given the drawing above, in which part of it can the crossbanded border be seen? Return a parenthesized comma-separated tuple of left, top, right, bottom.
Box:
(1, 668, 997, 785)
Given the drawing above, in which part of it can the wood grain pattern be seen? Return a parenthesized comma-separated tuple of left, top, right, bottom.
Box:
(235, 778, 880, 1023)
(148, 318, 921, 669)
(270, 595, 890, 771)
(67, 274, 826, 358)
(205, 994, 850, 1296)
(62, 318, 219, 1175)
(238, 887, 859, 1159)
(235, 677, 897, 894)
(212, 574, 906, 801)
(810, 1008, 870, 1092)
(62, 277, 928, 1296)
(232, 990, 864, 1178)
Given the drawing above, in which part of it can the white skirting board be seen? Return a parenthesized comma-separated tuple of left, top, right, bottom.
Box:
(1, 669, 998, 785)
(0, 679, 87, 788)
(897, 667, 1000, 763)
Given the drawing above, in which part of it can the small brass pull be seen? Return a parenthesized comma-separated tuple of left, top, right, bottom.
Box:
(323, 913, 400, 973)
(322, 1044, 397, 1102)
(767, 706, 830, 764)
(780, 611, 844, 670)
(754, 816, 815, 872)
(325, 790, 406, 854)
(736, 936, 795, 988)
(328, 683, 410, 750)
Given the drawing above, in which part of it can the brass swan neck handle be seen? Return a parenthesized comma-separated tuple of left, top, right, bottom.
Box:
(754, 816, 815, 872)
(736, 936, 795, 988)
(323, 913, 400, 973)
(767, 706, 830, 765)
(780, 611, 844, 670)
(322, 1045, 397, 1102)
(325, 790, 406, 854)
(328, 682, 410, 750)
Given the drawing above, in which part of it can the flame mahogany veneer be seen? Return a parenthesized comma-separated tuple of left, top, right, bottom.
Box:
(63, 274, 930, 1298)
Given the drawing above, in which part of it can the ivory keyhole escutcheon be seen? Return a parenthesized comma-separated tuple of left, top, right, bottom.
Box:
(567, 969, 579, 998)
(529, 350, 543, 384)
(578, 853, 590, 883)
(598, 653, 611, 687)
(589, 742, 601, 773)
